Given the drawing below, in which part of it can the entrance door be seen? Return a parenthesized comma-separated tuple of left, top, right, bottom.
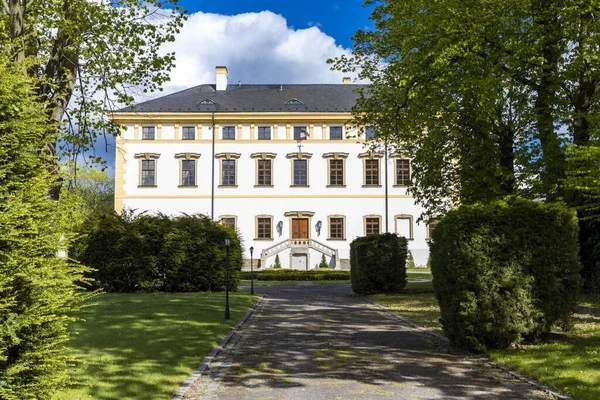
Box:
(291, 254, 308, 270)
(292, 218, 309, 239)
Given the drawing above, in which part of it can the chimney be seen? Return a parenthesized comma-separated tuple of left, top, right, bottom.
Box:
(216, 66, 228, 91)
(342, 77, 351, 84)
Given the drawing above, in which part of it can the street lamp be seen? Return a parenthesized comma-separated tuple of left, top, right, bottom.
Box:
(249, 246, 255, 295)
(224, 235, 231, 320)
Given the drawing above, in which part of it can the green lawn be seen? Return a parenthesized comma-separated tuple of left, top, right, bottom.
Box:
(53, 292, 257, 400)
(407, 268, 431, 274)
(371, 288, 600, 400)
(580, 293, 600, 308)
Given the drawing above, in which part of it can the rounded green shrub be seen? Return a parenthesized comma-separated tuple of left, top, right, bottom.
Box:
(350, 233, 408, 294)
(430, 197, 582, 351)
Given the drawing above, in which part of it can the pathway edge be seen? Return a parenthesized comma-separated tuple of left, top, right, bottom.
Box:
(172, 295, 265, 400)
(367, 297, 572, 400)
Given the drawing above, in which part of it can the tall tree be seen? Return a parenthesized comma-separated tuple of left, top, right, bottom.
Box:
(331, 0, 600, 290)
(0, 52, 92, 399)
(0, 0, 186, 198)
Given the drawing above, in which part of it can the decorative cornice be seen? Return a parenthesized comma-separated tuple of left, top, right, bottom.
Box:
(174, 152, 201, 160)
(284, 211, 315, 218)
(322, 152, 349, 159)
(250, 152, 277, 160)
(358, 151, 383, 159)
(215, 152, 241, 160)
(134, 153, 161, 160)
(286, 152, 313, 160)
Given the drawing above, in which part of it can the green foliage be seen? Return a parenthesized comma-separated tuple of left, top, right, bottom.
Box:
(273, 254, 282, 269)
(406, 251, 416, 269)
(0, 54, 92, 399)
(430, 198, 582, 351)
(330, 0, 600, 216)
(2, 0, 187, 177)
(319, 254, 329, 268)
(70, 212, 242, 292)
(350, 233, 408, 294)
(240, 269, 350, 281)
(67, 167, 114, 215)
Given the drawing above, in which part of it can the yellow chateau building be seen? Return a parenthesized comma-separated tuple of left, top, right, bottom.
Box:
(111, 66, 431, 269)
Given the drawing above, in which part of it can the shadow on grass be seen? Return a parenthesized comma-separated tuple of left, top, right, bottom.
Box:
(54, 292, 256, 400)
(488, 313, 600, 400)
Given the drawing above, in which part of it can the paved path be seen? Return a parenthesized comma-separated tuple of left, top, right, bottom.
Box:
(182, 284, 552, 400)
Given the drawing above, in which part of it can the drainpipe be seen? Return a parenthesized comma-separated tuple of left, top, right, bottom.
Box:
(385, 140, 389, 233)
(211, 111, 215, 220)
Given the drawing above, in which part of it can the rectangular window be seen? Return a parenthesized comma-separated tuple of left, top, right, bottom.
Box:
(294, 126, 308, 140)
(258, 159, 272, 186)
(396, 216, 413, 239)
(222, 160, 236, 186)
(329, 126, 343, 140)
(257, 217, 272, 239)
(182, 126, 195, 140)
(221, 217, 236, 230)
(396, 159, 410, 186)
(329, 159, 344, 186)
(222, 126, 236, 140)
(365, 217, 381, 235)
(365, 159, 380, 185)
(427, 219, 437, 239)
(329, 217, 344, 239)
(182, 160, 196, 186)
(258, 126, 271, 140)
(142, 126, 155, 140)
(293, 159, 308, 185)
(365, 125, 376, 140)
(141, 160, 155, 186)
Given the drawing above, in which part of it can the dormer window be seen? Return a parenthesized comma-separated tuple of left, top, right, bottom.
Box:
(285, 98, 303, 105)
(199, 99, 215, 105)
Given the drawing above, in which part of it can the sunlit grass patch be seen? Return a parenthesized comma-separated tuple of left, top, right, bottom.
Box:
(54, 292, 257, 400)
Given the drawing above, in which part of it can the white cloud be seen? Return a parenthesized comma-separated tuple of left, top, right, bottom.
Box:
(150, 10, 361, 97)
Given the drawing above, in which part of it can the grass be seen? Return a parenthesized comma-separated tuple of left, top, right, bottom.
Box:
(580, 293, 600, 308)
(372, 286, 600, 400)
(407, 268, 431, 274)
(489, 314, 600, 400)
(53, 292, 257, 400)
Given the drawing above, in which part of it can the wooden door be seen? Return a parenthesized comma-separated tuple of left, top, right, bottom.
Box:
(292, 218, 309, 239)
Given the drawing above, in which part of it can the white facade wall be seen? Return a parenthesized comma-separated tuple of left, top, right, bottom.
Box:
(116, 122, 431, 269)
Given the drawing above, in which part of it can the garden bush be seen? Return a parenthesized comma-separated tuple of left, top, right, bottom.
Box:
(430, 197, 582, 351)
(240, 269, 349, 281)
(70, 212, 242, 292)
(350, 233, 408, 294)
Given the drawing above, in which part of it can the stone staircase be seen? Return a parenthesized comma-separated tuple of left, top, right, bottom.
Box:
(260, 238, 339, 269)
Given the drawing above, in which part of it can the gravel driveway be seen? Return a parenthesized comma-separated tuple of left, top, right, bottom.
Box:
(181, 284, 553, 400)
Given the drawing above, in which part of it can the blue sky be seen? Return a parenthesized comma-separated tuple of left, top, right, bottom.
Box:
(177, 0, 374, 49)
(94, 1, 376, 174)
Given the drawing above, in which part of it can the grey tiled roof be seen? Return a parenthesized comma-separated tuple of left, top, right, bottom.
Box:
(116, 84, 366, 113)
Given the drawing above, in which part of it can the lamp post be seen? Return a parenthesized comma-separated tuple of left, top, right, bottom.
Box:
(249, 246, 255, 295)
(224, 235, 231, 320)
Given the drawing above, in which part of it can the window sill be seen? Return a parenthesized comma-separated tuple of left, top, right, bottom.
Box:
(218, 185, 238, 188)
(290, 185, 310, 188)
(393, 184, 408, 188)
(254, 184, 274, 188)
(327, 238, 346, 241)
(257, 138, 272, 140)
(326, 184, 346, 188)
(254, 238, 274, 241)
(178, 185, 198, 188)
(141, 138, 155, 140)
(222, 138, 236, 140)
(138, 185, 157, 188)
(182, 138, 196, 141)
(362, 184, 382, 188)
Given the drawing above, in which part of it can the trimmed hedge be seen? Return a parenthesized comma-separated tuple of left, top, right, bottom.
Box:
(240, 269, 350, 281)
(350, 233, 408, 294)
(430, 197, 582, 351)
(70, 212, 242, 292)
